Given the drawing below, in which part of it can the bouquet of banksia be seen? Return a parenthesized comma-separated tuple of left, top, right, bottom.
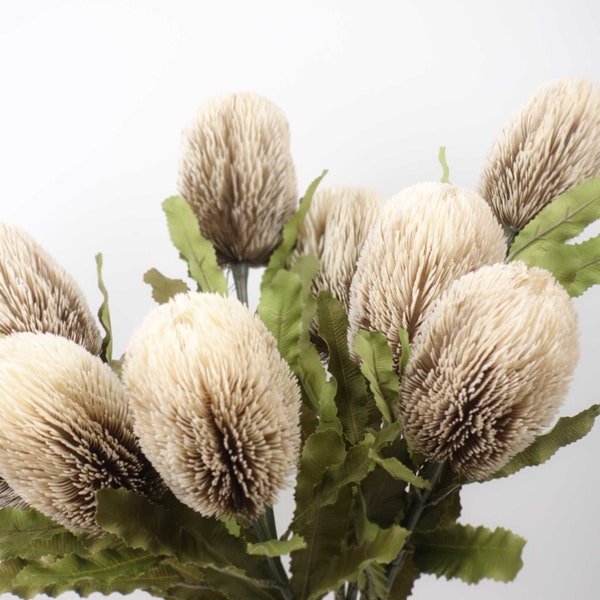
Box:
(0, 81, 599, 600)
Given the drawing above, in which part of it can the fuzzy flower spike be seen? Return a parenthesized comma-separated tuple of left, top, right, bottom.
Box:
(399, 262, 579, 479)
(0, 223, 102, 355)
(479, 79, 600, 232)
(292, 184, 383, 312)
(0, 333, 163, 533)
(178, 92, 298, 266)
(348, 182, 506, 366)
(123, 292, 302, 519)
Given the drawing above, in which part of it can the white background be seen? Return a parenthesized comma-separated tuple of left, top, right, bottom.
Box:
(1, 1, 599, 599)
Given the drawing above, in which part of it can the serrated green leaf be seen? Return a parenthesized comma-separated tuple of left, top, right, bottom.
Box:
(317, 292, 372, 444)
(507, 178, 600, 295)
(369, 455, 431, 489)
(388, 554, 419, 600)
(258, 268, 337, 423)
(247, 535, 306, 557)
(0, 508, 89, 561)
(361, 466, 407, 530)
(11, 547, 161, 599)
(95, 252, 113, 363)
(143, 268, 190, 304)
(162, 195, 228, 295)
(261, 171, 327, 291)
(488, 404, 600, 480)
(305, 518, 409, 600)
(354, 330, 400, 424)
(413, 524, 525, 583)
(0, 558, 27, 593)
(290, 486, 354, 599)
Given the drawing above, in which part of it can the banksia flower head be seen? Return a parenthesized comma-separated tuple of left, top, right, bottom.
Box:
(292, 184, 383, 312)
(399, 262, 579, 479)
(178, 92, 298, 266)
(479, 79, 600, 232)
(348, 182, 506, 366)
(0, 479, 26, 509)
(0, 333, 162, 533)
(0, 223, 102, 355)
(123, 292, 302, 519)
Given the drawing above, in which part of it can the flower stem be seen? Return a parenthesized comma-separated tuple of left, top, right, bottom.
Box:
(231, 261, 250, 306)
(385, 461, 445, 593)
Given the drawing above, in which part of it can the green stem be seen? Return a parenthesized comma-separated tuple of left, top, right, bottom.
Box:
(345, 581, 359, 599)
(231, 261, 250, 305)
(253, 511, 293, 600)
(385, 462, 445, 593)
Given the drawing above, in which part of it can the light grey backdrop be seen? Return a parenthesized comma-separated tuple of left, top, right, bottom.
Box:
(1, 1, 599, 599)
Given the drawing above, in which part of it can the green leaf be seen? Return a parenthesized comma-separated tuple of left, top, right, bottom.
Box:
(317, 292, 372, 444)
(162, 195, 228, 295)
(0, 558, 27, 593)
(305, 518, 409, 600)
(143, 268, 190, 304)
(261, 171, 327, 291)
(247, 535, 306, 557)
(258, 268, 337, 423)
(95, 252, 113, 363)
(361, 466, 407, 530)
(438, 146, 450, 184)
(0, 508, 89, 561)
(388, 555, 420, 600)
(369, 455, 431, 489)
(413, 524, 526, 583)
(397, 328, 411, 376)
(488, 404, 600, 479)
(354, 330, 400, 424)
(507, 177, 600, 295)
(11, 547, 162, 599)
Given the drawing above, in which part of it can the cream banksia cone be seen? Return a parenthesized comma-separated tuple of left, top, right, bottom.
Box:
(399, 262, 579, 479)
(123, 292, 302, 519)
(178, 92, 298, 266)
(348, 182, 506, 366)
(292, 184, 383, 312)
(0, 223, 102, 354)
(0, 333, 163, 533)
(479, 79, 600, 232)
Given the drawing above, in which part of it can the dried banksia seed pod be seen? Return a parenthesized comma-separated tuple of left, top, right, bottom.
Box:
(0, 333, 163, 533)
(0, 223, 102, 355)
(348, 182, 506, 366)
(178, 92, 298, 266)
(479, 79, 600, 231)
(123, 292, 302, 518)
(292, 184, 383, 312)
(399, 262, 579, 479)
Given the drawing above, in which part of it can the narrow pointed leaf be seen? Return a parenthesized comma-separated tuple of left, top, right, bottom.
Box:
(247, 535, 306, 557)
(143, 268, 190, 304)
(162, 195, 228, 294)
(261, 170, 327, 290)
(354, 330, 400, 423)
(413, 524, 526, 583)
(369, 455, 431, 489)
(488, 404, 600, 479)
(95, 252, 113, 363)
(317, 292, 372, 444)
(438, 146, 450, 184)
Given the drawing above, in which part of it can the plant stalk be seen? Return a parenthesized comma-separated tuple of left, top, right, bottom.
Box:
(231, 261, 250, 306)
(385, 461, 445, 593)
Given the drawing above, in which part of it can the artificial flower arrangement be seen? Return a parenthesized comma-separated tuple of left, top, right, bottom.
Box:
(0, 80, 598, 600)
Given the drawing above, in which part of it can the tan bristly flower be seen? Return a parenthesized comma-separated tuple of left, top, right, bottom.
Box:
(292, 184, 383, 312)
(0, 479, 26, 509)
(0, 224, 102, 355)
(399, 262, 579, 479)
(348, 182, 506, 366)
(178, 92, 298, 266)
(0, 333, 163, 533)
(123, 292, 302, 519)
(479, 79, 600, 231)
